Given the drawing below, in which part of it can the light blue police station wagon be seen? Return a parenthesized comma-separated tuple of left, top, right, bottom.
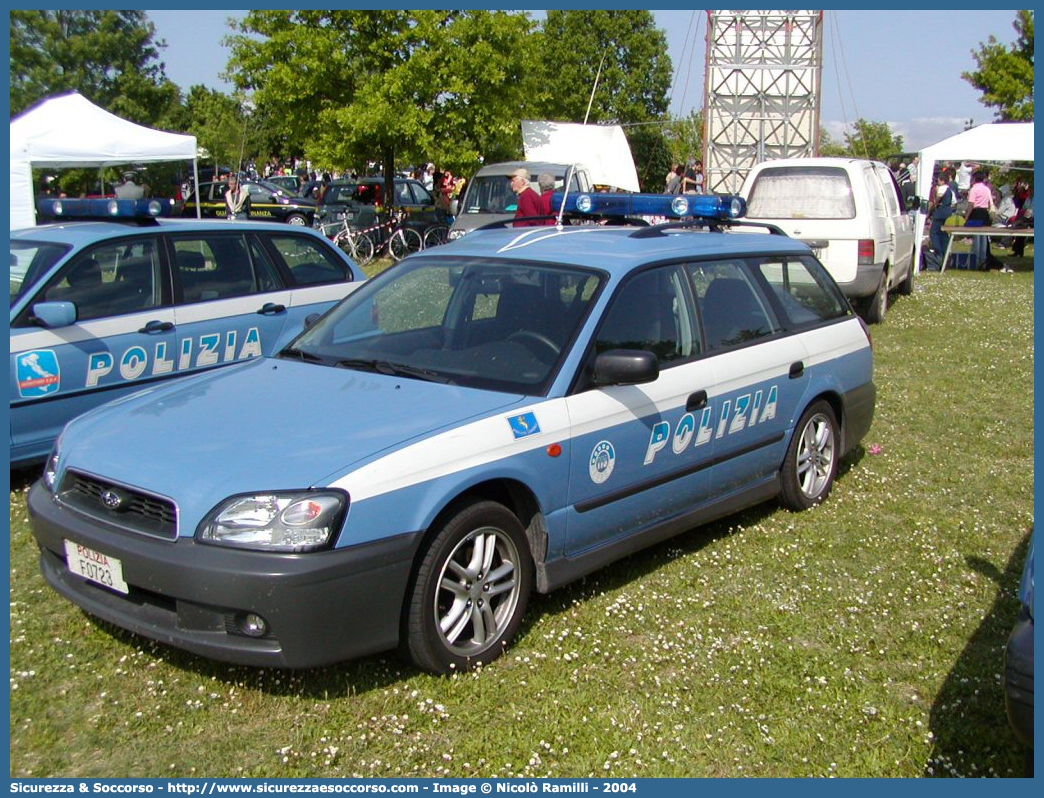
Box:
(28, 193, 875, 673)
(10, 199, 363, 468)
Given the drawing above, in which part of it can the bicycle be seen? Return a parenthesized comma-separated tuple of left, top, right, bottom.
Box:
(321, 216, 376, 267)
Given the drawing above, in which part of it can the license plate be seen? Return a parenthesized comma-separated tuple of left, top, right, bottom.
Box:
(64, 540, 129, 594)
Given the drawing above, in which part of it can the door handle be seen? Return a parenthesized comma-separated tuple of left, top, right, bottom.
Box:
(257, 302, 286, 315)
(138, 320, 174, 334)
(789, 361, 805, 379)
(686, 390, 708, 411)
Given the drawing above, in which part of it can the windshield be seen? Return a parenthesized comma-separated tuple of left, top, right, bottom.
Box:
(283, 257, 604, 395)
(10, 241, 71, 306)
(745, 167, 856, 220)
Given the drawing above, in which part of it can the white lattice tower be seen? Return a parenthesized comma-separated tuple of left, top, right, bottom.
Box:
(703, 10, 824, 194)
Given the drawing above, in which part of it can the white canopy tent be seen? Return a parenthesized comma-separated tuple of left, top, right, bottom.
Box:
(521, 120, 640, 192)
(913, 122, 1034, 268)
(10, 92, 200, 229)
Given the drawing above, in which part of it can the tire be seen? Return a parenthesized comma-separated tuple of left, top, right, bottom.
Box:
(423, 224, 450, 249)
(404, 501, 533, 674)
(896, 257, 914, 296)
(340, 233, 374, 266)
(285, 213, 308, 226)
(862, 270, 888, 324)
(780, 400, 839, 511)
(389, 228, 422, 261)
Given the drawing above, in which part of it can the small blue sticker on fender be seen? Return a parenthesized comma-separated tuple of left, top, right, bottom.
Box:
(508, 412, 541, 439)
(17, 350, 61, 398)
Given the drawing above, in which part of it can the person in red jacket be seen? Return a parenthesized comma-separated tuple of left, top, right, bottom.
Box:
(510, 167, 545, 227)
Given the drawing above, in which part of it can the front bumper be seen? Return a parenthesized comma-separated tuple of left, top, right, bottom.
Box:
(28, 481, 422, 668)
(1003, 607, 1034, 748)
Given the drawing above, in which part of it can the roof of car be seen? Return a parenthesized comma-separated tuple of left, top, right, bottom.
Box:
(11, 218, 328, 245)
(418, 224, 811, 277)
(473, 161, 578, 177)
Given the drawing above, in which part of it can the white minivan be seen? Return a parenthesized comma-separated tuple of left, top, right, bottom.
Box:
(738, 157, 917, 323)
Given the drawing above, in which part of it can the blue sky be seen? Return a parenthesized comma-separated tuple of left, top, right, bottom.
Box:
(145, 9, 1021, 152)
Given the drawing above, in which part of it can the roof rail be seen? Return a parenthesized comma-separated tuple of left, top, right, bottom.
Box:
(629, 218, 787, 239)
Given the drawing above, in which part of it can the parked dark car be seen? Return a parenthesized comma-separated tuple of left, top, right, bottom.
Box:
(1004, 531, 1034, 769)
(179, 181, 317, 226)
(314, 178, 440, 236)
(267, 175, 303, 196)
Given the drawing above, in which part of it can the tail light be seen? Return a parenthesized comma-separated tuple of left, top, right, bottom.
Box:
(857, 239, 875, 266)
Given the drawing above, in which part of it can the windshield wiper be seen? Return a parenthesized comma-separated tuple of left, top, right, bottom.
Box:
(277, 347, 325, 363)
(335, 358, 453, 384)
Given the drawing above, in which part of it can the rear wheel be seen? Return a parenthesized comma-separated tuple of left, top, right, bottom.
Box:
(339, 232, 374, 266)
(285, 213, 308, 226)
(896, 257, 914, 296)
(404, 501, 533, 674)
(390, 227, 423, 261)
(780, 400, 839, 510)
(862, 270, 888, 324)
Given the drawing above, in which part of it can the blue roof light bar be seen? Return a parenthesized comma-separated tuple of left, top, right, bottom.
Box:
(550, 192, 746, 221)
(37, 198, 175, 220)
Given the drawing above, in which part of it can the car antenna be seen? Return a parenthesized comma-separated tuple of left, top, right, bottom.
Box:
(556, 163, 577, 227)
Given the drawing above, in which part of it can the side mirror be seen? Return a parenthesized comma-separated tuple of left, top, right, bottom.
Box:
(303, 313, 321, 330)
(450, 199, 459, 216)
(31, 301, 77, 328)
(591, 349, 659, 387)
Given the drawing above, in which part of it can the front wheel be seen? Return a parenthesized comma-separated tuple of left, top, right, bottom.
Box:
(341, 233, 374, 266)
(423, 224, 450, 249)
(780, 400, 839, 511)
(404, 501, 533, 674)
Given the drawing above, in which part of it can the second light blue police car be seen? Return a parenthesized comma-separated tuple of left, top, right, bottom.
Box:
(10, 198, 364, 468)
(28, 193, 876, 673)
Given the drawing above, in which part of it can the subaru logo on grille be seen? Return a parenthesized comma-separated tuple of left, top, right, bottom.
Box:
(100, 489, 125, 510)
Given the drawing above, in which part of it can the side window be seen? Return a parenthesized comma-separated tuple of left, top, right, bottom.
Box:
(689, 261, 778, 351)
(396, 183, 414, 205)
(246, 184, 272, 203)
(268, 235, 350, 286)
(595, 266, 697, 365)
(879, 168, 903, 216)
(172, 235, 279, 303)
(409, 183, 434, 205)
(42, 238, 162, 322)
(756, 256, 848, 326)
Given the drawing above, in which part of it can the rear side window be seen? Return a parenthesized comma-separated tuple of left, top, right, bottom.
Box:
(172, 234, 282, 303)
(746, 166, 855, 220)
(756, 256, 849, 325)
(689, 261, 778, 351)
(268, 235, 350, 286)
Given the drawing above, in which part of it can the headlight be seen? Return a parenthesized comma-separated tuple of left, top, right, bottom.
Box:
(448, 228, 466, 240)
(43, 446, 61, 491)
(197, 490, 348, 552)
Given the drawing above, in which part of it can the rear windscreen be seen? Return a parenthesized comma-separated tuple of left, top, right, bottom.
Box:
(746, 166, 855, 220)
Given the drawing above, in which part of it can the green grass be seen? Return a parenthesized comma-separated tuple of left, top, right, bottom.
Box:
(8, 264, 1034, 778)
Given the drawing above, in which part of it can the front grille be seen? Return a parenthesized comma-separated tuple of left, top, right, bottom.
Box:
(58, 470, 178, 540)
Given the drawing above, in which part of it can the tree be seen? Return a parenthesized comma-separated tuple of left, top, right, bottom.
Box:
(535, 11, 673, 190)
(184, 87, 258, 171)
(227, 11, 541, 202)
(836, 119, 903, 161)
(963, 10, 1034, 121)
(10, 10, 182, 126)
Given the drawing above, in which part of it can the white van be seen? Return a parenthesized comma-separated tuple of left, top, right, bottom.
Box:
(738, 157, 917, 323)
(448, 161, 593, 239)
